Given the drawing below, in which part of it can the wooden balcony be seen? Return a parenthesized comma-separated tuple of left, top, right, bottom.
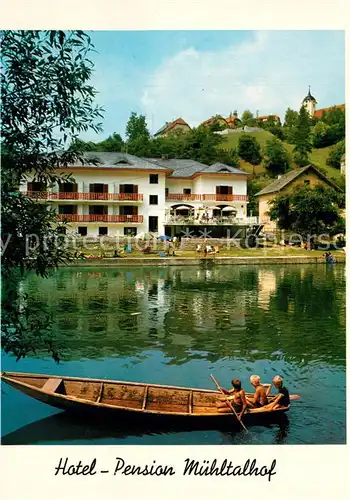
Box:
(166, 194, 202, 201)
(57, 215, 144, 223)
(25, 191, 143, 201)
(166, 194, 248, 202)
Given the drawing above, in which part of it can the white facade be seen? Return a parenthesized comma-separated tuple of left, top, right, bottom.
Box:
(21, 155, 254, 237)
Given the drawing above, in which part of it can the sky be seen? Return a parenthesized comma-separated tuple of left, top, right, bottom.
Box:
(84, 30, 345, 141)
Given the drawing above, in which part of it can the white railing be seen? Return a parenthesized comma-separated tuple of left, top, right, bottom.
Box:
(164, 216, 258, 226)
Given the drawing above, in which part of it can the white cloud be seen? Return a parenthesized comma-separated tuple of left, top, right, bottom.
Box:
(140, 31, 344, 133)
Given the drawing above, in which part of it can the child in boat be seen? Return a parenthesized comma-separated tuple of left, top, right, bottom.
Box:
(246, 375, 271, 408)
(265, 375, 290, 411)
(216, 378, 247, 420)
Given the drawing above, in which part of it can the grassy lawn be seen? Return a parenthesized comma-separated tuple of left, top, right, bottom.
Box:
(218, 129, 342, 184)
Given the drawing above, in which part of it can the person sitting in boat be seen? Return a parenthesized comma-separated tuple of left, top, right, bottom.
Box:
(246, 375, 271, 408)
(267, 375, 290, 410)
(216, 378, 247, 420)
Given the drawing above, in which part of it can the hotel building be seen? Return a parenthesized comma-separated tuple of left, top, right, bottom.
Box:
(20, 152, 258, 237)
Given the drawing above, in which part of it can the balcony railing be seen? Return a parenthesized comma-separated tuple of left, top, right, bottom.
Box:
(166, 194, 202, 201)
(164, 215, 258, 226)
(166, 194, 248, 202)
(57, 215, 144, 223)
(25, 191, 143, 201)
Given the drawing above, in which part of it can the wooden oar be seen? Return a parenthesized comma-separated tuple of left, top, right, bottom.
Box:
(290, 394, 301, 401)
(210, 374, 248, 433)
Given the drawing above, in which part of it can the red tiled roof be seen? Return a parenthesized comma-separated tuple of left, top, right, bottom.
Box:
(201, 115, 228, 127)
(314, 104, 345, 119)
(154, 118, 191, 136)
(256, 114, 280, 121)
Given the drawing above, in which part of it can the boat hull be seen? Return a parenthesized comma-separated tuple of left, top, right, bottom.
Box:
(1, 372, 290, 429)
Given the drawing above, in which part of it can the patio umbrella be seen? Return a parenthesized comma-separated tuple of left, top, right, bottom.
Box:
(221, 206, 236, 212)
(175, 205, 192, 210)
(158, 235, 172, 241)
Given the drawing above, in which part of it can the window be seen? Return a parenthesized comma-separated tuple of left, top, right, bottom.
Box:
(98, 227, 108, 236)
(165, 188, 169, 197)
(304, 180, 310, 185)
(120, 206, 138, 216)
(149, 174, 158, 184)
(216, 185, 233, 195)
(183, 188, 192, 195)
(149, 216, 158, 232)
(89, 205, 108, 215)
(124, 227, 137, 236)
(58, 205, 77, 214)
(78, 227, 88, 236)
(149, 195, 158, 205)
(28, 182, 46, 192)
(89, 183, 107, 193)
(59, 183, 77, 193)
(120, 184, 138, 194)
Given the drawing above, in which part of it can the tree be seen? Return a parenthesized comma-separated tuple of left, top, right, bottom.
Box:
(237, 134, 262, 165)
(264, 137, 291, 177)
(1, 30, 103, 360)
(98, 132, 124, 152)
(247, 179, 264, 216)
(125, 112, 151, 156)
(293, 106, 312, 166)
(283, 108, 299, 143)
(326, 140, 345, 170)
(241, 110, 257, 127)
(268, 184, 344, 239)
(125, 112, 150, 142)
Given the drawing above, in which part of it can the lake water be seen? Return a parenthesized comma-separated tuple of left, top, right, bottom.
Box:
(1, 263, 346, 445)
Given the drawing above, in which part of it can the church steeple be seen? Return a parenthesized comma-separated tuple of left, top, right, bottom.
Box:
(302, 86, 317, 116)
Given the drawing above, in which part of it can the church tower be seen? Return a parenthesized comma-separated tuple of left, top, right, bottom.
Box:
(302, 86, 317, 117)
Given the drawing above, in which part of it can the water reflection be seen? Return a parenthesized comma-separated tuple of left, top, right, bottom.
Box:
(19, 264, 345, 367)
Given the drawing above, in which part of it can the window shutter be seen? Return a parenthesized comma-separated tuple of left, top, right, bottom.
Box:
(119, 184, 125, 193)
(216, 186, 221, 194)
(74, 183, 78, 192)
(228, 186, 233, 195)
(103, 184, 108, 193)
(73, 205, 78, 215)
(132, 206, 138, 215)
(133, 185, 138, 194)
(90, 184, 95, 193)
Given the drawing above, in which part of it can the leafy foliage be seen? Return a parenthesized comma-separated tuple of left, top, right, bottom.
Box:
(293, 107, 312, 166)
(1, 30, 103, 360)
(241, 110, 257, 127)
(264, 137, 291, 177)
(268, 184, 344, 238)
(237, 134, 262, 165)
(283, 108, 299, 143)
(326, 139, 345, 170)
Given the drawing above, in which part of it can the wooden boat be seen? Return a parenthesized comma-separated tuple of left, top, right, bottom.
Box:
(1, 371, 290, 428)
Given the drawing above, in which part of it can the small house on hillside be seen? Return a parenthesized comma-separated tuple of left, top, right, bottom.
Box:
(154, 118, 191, 138)
(226, 111, 242, 129)
(256, 114, 281, 125)
(200, 115, 228, 130)
(255, 164, 342, 231)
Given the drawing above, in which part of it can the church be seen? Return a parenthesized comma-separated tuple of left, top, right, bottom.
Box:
(302, 86, 345, 118)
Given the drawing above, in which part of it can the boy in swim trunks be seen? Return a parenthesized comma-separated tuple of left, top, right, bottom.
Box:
(216, 378, 247, 420)
(246, 375, 270, 408)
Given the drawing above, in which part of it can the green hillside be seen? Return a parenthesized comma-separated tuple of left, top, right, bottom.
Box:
(219, 129, 342, 184)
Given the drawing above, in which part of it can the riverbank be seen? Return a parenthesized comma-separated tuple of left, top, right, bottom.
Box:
(66, 254, 346, 267)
